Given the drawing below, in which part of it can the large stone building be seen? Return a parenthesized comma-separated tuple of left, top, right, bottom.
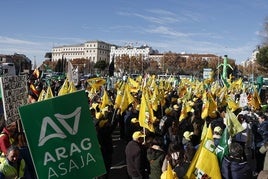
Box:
(110, 44, 158, 61)
(51, 40, 112, 63)
(51, 40, 223, 76)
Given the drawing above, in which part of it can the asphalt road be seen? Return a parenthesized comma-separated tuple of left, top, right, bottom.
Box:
(109, 127, 129, 179)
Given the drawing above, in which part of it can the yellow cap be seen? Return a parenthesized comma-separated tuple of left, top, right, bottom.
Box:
(132, 131, 145, 140)
(131, 118, 139, 123)
(213, 126, 222, 134)
(95, 112, 103, 120)
(173, 104, 179, 110)
(183, 131, 194, 141)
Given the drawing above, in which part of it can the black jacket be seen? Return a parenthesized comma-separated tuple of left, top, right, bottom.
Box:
(221, 156, 252, 179)
(125, 140, 143, 177)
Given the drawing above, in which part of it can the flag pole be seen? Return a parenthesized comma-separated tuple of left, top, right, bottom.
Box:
(143, 127, 146, 144)
(111, 108, 118, 125)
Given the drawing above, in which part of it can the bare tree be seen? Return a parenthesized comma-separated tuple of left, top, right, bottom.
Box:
(261, 17, 268, 46)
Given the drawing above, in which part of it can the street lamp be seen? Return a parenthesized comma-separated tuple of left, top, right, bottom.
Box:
(217, 56, 220, 81)
(142, 55, 144, 75)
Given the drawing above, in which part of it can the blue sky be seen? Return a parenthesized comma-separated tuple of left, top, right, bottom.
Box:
(0, 0, 267, 66)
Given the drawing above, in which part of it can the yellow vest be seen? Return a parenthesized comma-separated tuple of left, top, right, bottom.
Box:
(0, 158, 25, 179)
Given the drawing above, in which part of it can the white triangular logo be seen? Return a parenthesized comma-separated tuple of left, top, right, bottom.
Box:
(38, 117, 66, 147)
(38, 107, 82, 147)
(54, 107, 81, 135)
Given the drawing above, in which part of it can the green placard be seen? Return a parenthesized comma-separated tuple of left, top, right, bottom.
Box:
(19, 90, 106, 179)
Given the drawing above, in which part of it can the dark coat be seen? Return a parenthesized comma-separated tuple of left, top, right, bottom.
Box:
(124, 110, 139, 143)
(257, 120, 268, 147)
(221, 156, 253, 179)
(125, 140, 143, 178)
(147, 147, 165, 179)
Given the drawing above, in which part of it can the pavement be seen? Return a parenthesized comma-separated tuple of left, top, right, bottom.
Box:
(109, 127, 129, 179)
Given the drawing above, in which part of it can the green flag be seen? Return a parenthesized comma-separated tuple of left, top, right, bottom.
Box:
(215, 127, 229, 165)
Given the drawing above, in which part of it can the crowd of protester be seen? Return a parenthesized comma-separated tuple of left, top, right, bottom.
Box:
(87, 75, 268, 179)
(0, 70, 267, 179)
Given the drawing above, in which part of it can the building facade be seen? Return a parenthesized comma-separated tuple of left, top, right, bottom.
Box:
(110, 44, 156, 62)
(241, 47, 259, 67)
(51, 40, 112, 63)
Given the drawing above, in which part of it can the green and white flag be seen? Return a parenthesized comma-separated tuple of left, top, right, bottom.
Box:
(215, 127, 229, 165)
(19, 90, 106, 179)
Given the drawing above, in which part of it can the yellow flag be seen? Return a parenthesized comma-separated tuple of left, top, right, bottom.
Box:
(58, 79, 69, 96)
(207, 92, 217, 118)
(179, 102, 187, 121)
(165, 161, 178, 179)
(119, 84, 135, 114)
(159, 79, 164, 90)
(225, 108, 244, 137)
(151, 85, 160, 111)
(127, 77, 140, 93)
(178, 85, 187, 98)
(138, 89, 155, 132)
(185, 134, 204, 179)
(217, 86, 227, 107)
(87, 77, 106, 90)
(159, 89, 166, 107)
(194, 126, 222, 179)
(136, 75, 143, 84)
(201, 92, 209, 119)
(100, 90, 112, 109)
(37, 89, 46, 102)
(227, 97, 239, 112)
(45, 86, 54, 100)
(248, 88, 261, 110)
(68, 81, 77, 93)
(200, 121, 208, 141)
(114, 82, 125, 109)
(230, 78, 242, 90)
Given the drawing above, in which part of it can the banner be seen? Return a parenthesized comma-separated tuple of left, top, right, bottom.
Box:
(19, 90, 106, 179)
(0, 75, 28, 125)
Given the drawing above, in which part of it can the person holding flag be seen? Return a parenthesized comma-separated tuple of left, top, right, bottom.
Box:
(221, 142, 252, 179)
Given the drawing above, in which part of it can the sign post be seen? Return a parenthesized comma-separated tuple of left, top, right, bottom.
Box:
(19, 90, 106, 179)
